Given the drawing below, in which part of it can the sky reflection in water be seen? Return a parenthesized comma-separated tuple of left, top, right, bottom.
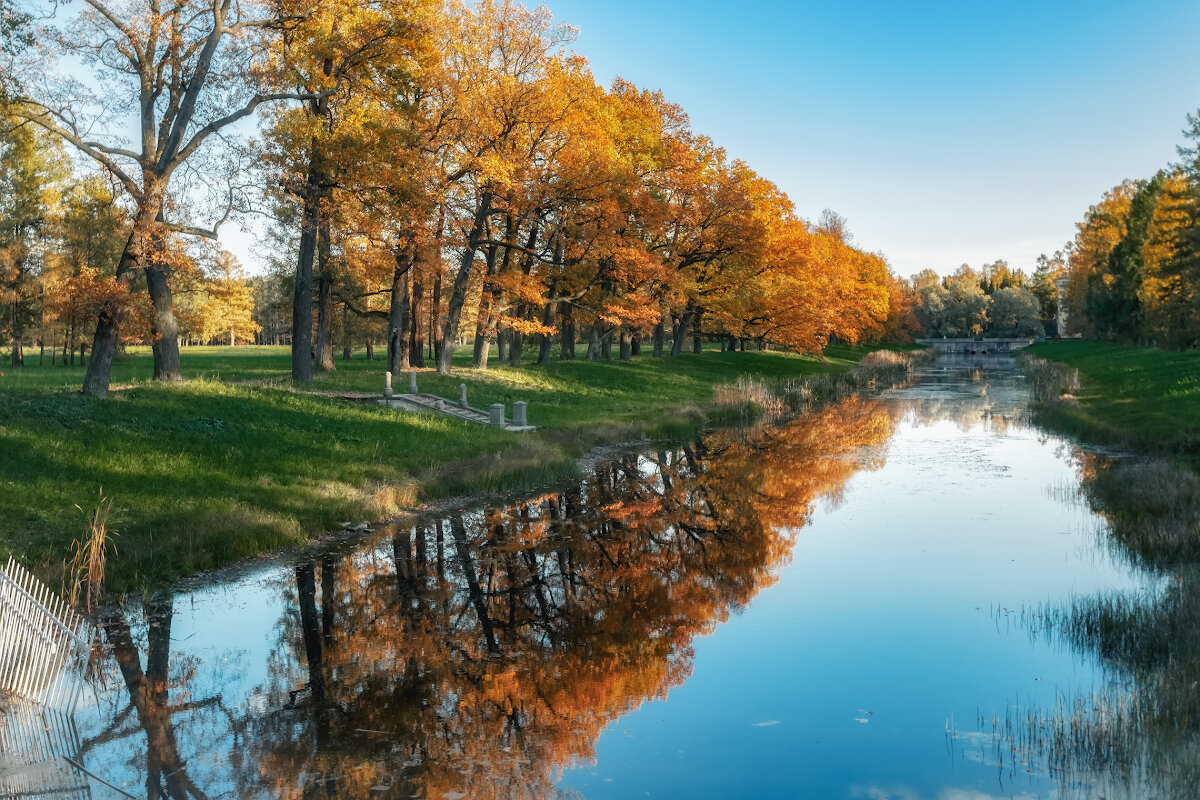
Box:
(68, 358, 1147, 799)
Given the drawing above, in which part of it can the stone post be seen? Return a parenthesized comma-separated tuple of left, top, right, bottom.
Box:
(384, 371, 393, 398)
(459, 383, 468, 408)
(489, 403, 506, 429)
(409, 370, 418, 394)
(512, 401, 527, 428)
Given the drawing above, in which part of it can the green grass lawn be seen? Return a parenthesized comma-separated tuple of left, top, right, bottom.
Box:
(1025, 340, 1200, 454)
(0, 342, 879, 593)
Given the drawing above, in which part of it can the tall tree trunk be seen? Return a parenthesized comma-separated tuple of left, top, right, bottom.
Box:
(366, 339, 374, 360)
(145, 215, 183, 381)
(388, 253, 411, 373)
(497, 329, 508, 363)
(431, 271, 443, 365)
(537, 299, 556, 365)
(670, 305, 695, 357)
(619, 326, 632, 360)
(291, 144, 322, 384)
(509, 329, 523, 366)
(9, 242, 25, 367)
(37, 292, 44, 365)
(295, 562, 326, 704)
(506, 223, 540, 369)
(560, 303, 575, 359)
(83, 195, 160, 397)
(472, 240, 500, 370)
(409, 276, 424, 367)
(104, 598, 197, 800)
(438, 191, 492, 375)
(450, 514, 499, 653)
(341, 302, 351, 360)
(587, 321, 602, 361)
(600, 326, 612, 359)
(692, 308, 703, 353)
(145, 262, 182, 380)
(314, 220, 335, 372)
(9, 294, 21, 367)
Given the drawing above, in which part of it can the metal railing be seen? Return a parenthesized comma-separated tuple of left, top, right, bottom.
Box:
(0, 701, 90, 799)
(0, 557, 92, 714)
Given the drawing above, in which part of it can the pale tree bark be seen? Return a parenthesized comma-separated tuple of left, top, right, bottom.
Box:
(291, 149, 322, 383)
(409, 277, 424, 367)
(314, 217, 335, 372)
(472, 239, 501, 370)
(437, 191, 492, 375)
(388, 252, 412, 373)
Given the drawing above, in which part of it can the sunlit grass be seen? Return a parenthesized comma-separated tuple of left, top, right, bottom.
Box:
(0, 342, 892, 592)
(1024, 340, 1200, 456)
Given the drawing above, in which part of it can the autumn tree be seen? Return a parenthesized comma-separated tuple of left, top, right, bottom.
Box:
(425, 0, 586, 374)
(0, 113, 67, 366)
(916, 274, 991, 337)
(8, 0, 327, 395)
(198, 250, 259, 344)
(43, 176, 130, 364)
(265, 0, 432, 381)
(1063, 182, 1136, 338)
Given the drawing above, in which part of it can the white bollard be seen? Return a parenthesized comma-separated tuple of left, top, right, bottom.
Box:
(460, 383, 468, 408)
(384, 371, 393, 398)
(409, 370, 418, 394)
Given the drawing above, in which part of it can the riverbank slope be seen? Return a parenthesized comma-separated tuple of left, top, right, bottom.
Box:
(0, 344, 900, 592)
(1024, 339, 1200, 458)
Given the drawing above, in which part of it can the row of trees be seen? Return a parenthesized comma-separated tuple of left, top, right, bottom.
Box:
(0, 119, 260, 366)
(1060, 112, 1200, 348)
(2, 0, 901, 395)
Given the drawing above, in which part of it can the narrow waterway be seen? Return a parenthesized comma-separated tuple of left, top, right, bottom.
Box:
(48, 357, 1165, 798)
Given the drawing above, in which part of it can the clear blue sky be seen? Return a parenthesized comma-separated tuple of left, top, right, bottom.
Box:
(528, 0, 1200, 277)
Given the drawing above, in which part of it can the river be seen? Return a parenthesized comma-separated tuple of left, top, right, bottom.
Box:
(41, 357, 1176, 798)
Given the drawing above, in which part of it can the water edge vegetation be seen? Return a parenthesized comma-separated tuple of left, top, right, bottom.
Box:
(0, 343, 919, 594)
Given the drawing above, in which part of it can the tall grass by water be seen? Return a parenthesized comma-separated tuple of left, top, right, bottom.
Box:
(1023, 340, 1200, 458)
(998, 455, 1200, 799)
(712, 348, 934, 423)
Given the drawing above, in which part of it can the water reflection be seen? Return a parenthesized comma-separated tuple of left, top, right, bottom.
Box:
(1012, 455, 1200, 800)
(82, 397, 894, 799)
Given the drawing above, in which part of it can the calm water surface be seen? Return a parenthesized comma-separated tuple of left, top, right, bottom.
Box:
(63, 358, 1159, 798)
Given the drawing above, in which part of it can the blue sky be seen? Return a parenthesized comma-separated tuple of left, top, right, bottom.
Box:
(527, 0, 1200, 277)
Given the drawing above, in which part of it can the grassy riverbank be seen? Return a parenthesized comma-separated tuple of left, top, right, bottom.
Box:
(0, 343, 892, 593)
(1023, 340, 1200, 457)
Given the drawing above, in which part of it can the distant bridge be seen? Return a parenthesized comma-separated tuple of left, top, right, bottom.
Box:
(916, 337, 1041, 354)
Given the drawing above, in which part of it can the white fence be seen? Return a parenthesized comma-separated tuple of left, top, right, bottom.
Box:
(0, 557, 96, 797)
(0, 702, 89, 799)
(0, 557, 92, 714)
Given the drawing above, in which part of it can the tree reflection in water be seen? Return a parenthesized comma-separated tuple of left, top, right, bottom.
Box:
(83, 594, 240, 800)
(1009, 455, 1200, 800)
(87, 397, 893, 799)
